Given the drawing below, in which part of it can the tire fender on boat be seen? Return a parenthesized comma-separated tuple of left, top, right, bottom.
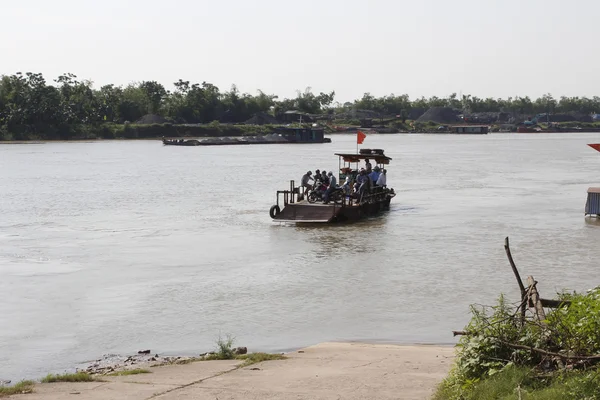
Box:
(269, 205, 281, 219)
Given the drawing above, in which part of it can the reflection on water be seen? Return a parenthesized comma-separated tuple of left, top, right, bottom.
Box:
(584, 217, 600, 227)
(295, 216, 391, 258)
(1, 133, 599, 381)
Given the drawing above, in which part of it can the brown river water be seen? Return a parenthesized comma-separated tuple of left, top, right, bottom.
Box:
(1, 132, 600, 381)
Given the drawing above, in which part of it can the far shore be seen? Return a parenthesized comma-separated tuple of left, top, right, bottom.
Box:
(3, 342, 454, 400)
(1, 129, 590, 145)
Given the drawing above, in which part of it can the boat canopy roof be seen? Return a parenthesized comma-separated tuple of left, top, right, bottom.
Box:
(335, 153, 392, 164)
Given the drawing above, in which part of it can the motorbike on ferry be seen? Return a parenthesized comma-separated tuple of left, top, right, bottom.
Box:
(307, 180, 344, 204)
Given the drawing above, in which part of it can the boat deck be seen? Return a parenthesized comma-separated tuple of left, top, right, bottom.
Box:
(273, 200, 352, 222)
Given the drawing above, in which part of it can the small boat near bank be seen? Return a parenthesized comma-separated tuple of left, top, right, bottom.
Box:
(584, 144, 600, 218)
(269, 149, 396, 223)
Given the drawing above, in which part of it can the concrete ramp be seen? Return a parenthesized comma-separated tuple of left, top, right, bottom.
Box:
(11, 343, 453, 400)
(274, 203, 340, 223)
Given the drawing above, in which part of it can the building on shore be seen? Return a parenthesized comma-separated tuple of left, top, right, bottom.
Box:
(449, 125, 489, 134)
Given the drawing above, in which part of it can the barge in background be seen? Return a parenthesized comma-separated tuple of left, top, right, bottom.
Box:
(162, 126, 331, 146)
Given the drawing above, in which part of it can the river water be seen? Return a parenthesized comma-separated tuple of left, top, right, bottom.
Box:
(1, 133, 599, 381)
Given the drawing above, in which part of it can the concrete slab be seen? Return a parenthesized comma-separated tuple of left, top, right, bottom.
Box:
(11, 381, 177, 400)
(8, 343, 454, 400)
(156, 343, 454, 400)
(106, 359, 241, 386)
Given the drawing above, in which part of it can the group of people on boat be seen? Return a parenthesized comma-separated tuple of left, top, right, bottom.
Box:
(301, 169, 338, 203)
(300, 159, 387, 204)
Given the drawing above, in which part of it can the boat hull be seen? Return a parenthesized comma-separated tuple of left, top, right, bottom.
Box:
(163, 139, 200, 146)
(272, 196, 393, 223)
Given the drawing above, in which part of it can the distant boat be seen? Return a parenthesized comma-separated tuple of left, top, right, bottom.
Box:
(162, 138, 200, 146)
(517, 126, 540, 133)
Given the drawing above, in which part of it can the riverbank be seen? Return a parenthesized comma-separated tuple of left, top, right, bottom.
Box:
(3, 123, 599, 143)
(4, 342, 453, 400)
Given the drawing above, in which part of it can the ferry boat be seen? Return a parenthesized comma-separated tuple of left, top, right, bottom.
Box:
(269, 149, 396, 223)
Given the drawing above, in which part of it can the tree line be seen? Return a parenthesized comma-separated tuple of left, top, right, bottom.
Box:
(1, 72, 599, 133)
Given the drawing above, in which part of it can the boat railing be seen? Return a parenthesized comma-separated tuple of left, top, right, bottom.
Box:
(359, 186, 393, 204)
(275, 180, 391, 209)
(275, 180, 303, 208)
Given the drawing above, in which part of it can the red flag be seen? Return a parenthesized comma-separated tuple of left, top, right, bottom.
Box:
(357, 130, 366, 144)
(588, 143, 600, 152)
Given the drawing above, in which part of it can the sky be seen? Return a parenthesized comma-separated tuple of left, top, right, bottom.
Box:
(1, 0, 598, 103)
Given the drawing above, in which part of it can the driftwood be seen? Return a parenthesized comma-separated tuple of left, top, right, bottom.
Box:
(503, 237, 570, 325)
(505, 237, 526, 296)
(450, 237, 586, 371)
(505, 237, 528, 324)
(526, 276, 546, 322)
(498, 340, 600, 361)
(451, 332, 600, 361)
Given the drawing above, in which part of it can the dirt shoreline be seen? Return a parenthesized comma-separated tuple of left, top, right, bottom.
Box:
(5, 342, 454, 400)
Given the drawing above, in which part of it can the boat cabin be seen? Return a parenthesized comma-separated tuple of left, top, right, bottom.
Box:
(335, 148, 392, 183)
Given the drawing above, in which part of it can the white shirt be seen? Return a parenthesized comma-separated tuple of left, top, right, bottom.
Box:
(376, 173, 386, 186)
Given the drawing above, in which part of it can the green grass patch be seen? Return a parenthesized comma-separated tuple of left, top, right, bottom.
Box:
(436, 283, 600, 399)
(235, 352, 287, 367)
(175, 357, 203, 365)
(202, 334, 236, 361)
(41, 372, 96, 383)
(199, 334, 286, 366)
(434, 365, 600, 400)
(0, 381, 35, 397)
(107, 369, 151, 376)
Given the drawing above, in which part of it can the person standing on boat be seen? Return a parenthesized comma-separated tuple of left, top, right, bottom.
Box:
(300, 171, 314, 194)
(376, 169, 387, 187)
(365, 159, 372, 173)
(356, 169, 371, 200)
(342, 176, 352, 195)
(354, 169, 365, 193)
(369, 166, 380, 185)
(323, 171, 337, 204)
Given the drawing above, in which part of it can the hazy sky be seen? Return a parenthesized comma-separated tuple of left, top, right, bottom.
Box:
(2, 0, 598, 102)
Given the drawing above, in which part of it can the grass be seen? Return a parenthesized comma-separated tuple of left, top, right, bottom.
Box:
(434, 365, 600, 400)
(107, 369, 151, 376)
(41, 372, 96, 383)
(200, 335, 287, 366)
(174, 357, 202, 365)
(235, 353, 287, 367)
(0, 381, 35, 397)
(201, 335, 236, 361)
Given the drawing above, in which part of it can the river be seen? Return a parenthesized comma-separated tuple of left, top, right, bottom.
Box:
(1, 132, 599, 381)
